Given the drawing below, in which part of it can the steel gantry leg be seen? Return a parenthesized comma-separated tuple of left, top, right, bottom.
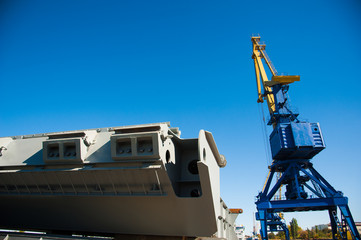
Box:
(329, 208, 338, 239)
(257, 210, 268, 240)
(255, 211, 290, 240)
(338, 205, 360, 240)
(255, 161, 360, 240)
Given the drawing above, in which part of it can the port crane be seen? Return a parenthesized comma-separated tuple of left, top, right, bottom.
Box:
(251, 36, 360, 240)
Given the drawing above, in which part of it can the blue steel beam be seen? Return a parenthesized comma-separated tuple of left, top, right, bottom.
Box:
(299, 168, 336, 196)
(263, 165, 291, 200)
(261, 169, 275, 199)
(303, 182, 323, 198)
(308, 166, 338, 193)
(339, 205, 360, 240)
(257, 197, 349, 212)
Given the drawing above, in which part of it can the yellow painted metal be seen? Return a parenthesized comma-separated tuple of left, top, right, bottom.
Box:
(254, 58, 263, 103)
(262, 169, 272, 192)
(252, 38, 276, 115)
(265, 76, 300, 87)
(251, 36, 300, 117)
(260, 52, 277, 77)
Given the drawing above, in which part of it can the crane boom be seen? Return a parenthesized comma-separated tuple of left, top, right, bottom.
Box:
(252, 36, 299, 121)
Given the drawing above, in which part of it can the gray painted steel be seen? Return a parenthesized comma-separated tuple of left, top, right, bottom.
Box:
(0, 123, 237, 239)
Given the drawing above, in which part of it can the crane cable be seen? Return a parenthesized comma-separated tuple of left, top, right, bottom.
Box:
(258, 102, 283, 199)
(257, 101, 275, 193)
(257, 102, 272, 166)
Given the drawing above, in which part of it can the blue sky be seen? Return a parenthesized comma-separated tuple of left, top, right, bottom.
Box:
(1, 0, 360, 235)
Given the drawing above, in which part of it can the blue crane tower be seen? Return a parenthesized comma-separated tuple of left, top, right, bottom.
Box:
(251, 36, 360, 240)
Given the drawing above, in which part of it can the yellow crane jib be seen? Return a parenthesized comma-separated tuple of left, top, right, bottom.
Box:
(251, 36, 300, 115)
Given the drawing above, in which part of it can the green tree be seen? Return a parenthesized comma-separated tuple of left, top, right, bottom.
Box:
(306, 228, 313, 239)
(289, 218, 299, 239)
(299, 230, 308, 239)
(268, 232, 276, 239)
(319, 227, 332, 239)
(313, 226, 319, 239)
(277, 230, 286, 240)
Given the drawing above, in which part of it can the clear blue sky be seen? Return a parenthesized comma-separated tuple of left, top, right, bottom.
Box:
(1, 0, 360, 235)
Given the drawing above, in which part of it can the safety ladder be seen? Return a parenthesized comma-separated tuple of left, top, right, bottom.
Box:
(331, 210, 352, 240)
